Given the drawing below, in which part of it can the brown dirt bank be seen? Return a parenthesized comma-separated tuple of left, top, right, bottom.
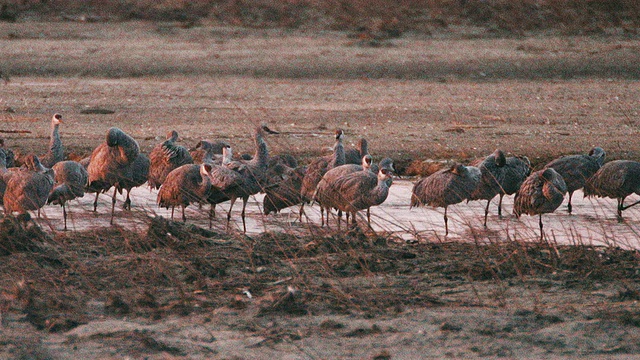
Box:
(0, 216, 639, 358)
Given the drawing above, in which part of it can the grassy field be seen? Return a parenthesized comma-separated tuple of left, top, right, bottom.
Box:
(0, 21, 639, 358)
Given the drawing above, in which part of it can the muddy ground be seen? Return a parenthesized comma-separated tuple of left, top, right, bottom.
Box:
(0, 22, 639, 358)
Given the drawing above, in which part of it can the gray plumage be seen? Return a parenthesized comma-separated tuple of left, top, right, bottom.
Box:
(3, 154, 54, 217)
(263, 154, 299, 188)
(491, 154, 531, 218)
(207, 125, 276, 232)
(271, 153, 298, 169)
(321, 154, 373, 181)
(299, 129, 346, 220)
(86, 127, 140, 224)
(411, 163, 481, 236)
(315, 161, 394, 228)
(0, 147, 11, 205)
(544, 147, 605, 213)
(41, 113, 64, 168)
(314, 154, 373, 226)
(513, 168, 567, 240)
(263, 166, 307, 215)
(47, 160, 89, 231)
(190, 139, 230, 164)
(117, 152, 150, 211)
(470, 149, 507, 226)
(158, 163, 213, 223)
(0, 138, 16, 168)
(584, 160, 640, 219)
(344, 137, 369, 165)
(148, 130, 193, 189)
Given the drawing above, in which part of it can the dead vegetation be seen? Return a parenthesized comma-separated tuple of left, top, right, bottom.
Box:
(0, 210, 639, 357)
(1, 215, 639, 333)
(3, 0, 639, 36)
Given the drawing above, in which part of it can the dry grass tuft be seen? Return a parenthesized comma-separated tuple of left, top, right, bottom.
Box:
(0, 215, 51, 255)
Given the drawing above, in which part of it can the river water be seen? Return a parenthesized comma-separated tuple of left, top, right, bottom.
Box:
(35, 180, 640, 250)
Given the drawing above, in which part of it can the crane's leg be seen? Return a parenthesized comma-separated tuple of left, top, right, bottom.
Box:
(352, 211, 357, 226)
(484, 200, 491, 227)
(62, 203, 68, 231)
(209, 204, 216, 229)
(617, 197, 624, 220)
(182, 205, 186, 222)
(320, 206, 325, 227)
(170, 206, 175, 220)
(299, 203, 305, 222)
(538, 214, 545, 241)
(123, 189, 132, 210)
(498, 194, 504, 217)
(110, 187, 117, 225)
(93, 192, 99, 212)
(567, 191, 573, 214)
(226, 196, 237, 231)
(241, 196, 248, 233)
(366, 208, 371, 226)
(444, 206, 449, 236)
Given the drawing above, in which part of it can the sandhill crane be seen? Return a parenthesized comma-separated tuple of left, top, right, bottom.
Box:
(344, 138, 369, 165)
(190, 140, 230, 164)
(202, 145, 233, 223)
(148, 130, 193, 190)
(86, 127, 140, 224)
(299, 129, 346, 221)
(117, 152, 150, 211)
(251, 153, 302, 216)
(0, 138, 16, 168)
(47, 160, 89, 230)
(411, 163, 481, 236)
(263, 166, 307, 216)
(263, 153, 299, 185)
(544, 147, 605, 213)
(158, 163, 213, 223)
(470, 149, 507, 227)
(315, 160, 394, 229)
(498, 155, 531, 216)
(207, 125, 277, 232)
(513, 168, 567, 240)
(0, 147, 12, 205)
(584, 160, 640, 220)
(314, 154, 373, 226)
(3, 154, 54, 218)
(271, 153, 298, 169)
(41, 113, 64, 168)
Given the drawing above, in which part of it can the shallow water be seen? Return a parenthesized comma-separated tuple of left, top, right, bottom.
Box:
(34, 179, 640, 249)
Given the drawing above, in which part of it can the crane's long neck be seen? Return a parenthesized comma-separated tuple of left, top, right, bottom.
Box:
(359, 139, 369, 157)
(369, 176, 391, 205)
(331, 138, 345, 168)
(108, 128, 140, 164)
(48, 123, 63, 160)
(250, 129, 268, 169)
(0, 149, 7, 173)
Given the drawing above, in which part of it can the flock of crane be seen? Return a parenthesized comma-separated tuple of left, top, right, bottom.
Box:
(1, 113, 640, 239)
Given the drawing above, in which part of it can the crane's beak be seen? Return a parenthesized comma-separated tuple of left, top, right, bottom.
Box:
(262, 125, 279, 135)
